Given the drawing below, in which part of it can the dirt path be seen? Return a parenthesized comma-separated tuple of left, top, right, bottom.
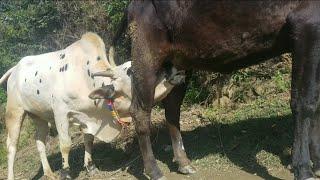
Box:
(80, 162, 292, 180)
(0, 105, 294, 180)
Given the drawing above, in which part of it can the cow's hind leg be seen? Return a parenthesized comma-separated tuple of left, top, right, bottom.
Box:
(54, 110, 72, 180)
(290, 15, 320, 180)
(308, 24, 320, 177)
(162, 73, 196, 174)
(310, 119, 320, 177)
(30, 114, 57, 179)
(6, 106, 25, 180)
(83, 133, 98, 175)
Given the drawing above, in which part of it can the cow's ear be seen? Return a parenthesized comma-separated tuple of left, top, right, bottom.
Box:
(89, 85, 115, 99)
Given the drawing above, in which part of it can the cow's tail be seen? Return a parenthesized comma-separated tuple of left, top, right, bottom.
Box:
(0, 66, 15, 85)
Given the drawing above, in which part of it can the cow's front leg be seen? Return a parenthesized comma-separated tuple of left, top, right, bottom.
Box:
(130, 4, 171, 178)
(130, 68, 163, 179)
(162, 73, 195, 174)
(83, 133, 98, 175)
(54, 110, 72, 180)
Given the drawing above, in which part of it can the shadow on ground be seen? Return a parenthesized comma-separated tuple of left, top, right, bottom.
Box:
(157, 114, 293, 180)
(32, 114, 293, 180)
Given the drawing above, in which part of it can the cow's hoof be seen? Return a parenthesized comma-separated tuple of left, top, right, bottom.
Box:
(144, 169, 164, 180)
(144, 162, 164, 180)
(178, 165, 196, 174)
(60, 168, 72, 180)
(86, 164, 99, 176)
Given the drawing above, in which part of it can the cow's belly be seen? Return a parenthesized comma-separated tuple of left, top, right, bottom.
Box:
(18, 77, 54, 120)
(168, 1, 301, 70)
(20, 94, 53, 119)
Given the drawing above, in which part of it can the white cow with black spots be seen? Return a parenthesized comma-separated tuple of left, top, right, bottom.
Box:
(0, 32, 185, 180)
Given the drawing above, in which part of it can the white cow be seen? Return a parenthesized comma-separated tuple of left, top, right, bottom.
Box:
(0, 32, 185, 180)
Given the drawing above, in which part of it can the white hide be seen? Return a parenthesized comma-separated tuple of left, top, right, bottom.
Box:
(7, 33, 121, 142)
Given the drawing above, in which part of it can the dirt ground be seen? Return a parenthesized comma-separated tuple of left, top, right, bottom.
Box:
(0, 105, 294, 180)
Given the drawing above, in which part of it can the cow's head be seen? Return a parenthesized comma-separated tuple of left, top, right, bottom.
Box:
(89, 60, 132, 99)
(89, 62, 185, 101)
(88, 49, 185, 114)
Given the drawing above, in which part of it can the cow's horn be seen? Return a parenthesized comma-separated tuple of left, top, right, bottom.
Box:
(108, 46, 116, 67)
(93, 69, 114, 78)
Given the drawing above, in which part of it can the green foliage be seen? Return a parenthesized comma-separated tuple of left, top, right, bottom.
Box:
(184, 84, 205, 104)
(184, 73, 211, 105)
(0, 89, 6, 104)
(272, 70, 290, 93)
(0, 0, 62, 102)
(0, 145, 5, 165)
(0, 0, 131, 103)
(105, 0, 129, 33)
(0, 104, 5, 165)
(0, 0, 60, 57)
(104, 0, 131, 64)
(230, 71, 251, 84)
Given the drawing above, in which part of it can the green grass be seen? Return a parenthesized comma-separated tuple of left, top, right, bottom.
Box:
(204, 95, 290, 124)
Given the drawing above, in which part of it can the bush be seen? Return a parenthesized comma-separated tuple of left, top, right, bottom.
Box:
(0, 0, 130, 103)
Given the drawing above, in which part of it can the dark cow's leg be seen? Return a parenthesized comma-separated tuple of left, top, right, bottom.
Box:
(162, 73, 196, 174)
(130, 67, 163, 179)
(310, 120, 320, 177)
(291, 18, 320, 180)
(292, 103, 313, 180)
(129, 3, 171, 179)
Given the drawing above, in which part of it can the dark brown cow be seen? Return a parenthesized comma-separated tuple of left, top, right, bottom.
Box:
(112, 1, 320, 180)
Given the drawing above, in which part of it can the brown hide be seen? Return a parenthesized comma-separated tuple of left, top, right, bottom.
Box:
(129, 1, 302, 72)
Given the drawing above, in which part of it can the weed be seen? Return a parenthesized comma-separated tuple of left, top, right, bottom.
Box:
(273, 71, 290, 93)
